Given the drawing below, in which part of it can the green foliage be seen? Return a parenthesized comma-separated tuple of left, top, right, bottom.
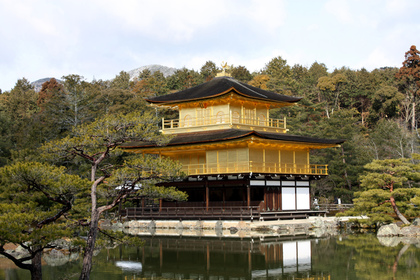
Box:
(200, 61, 218, 81)
(41, 111, 169, 166)
(371, 85, 404, 119)
(132, 70, 169, 97)
(264, 56, 296, 94)
(111, 71, 131, 90)
(231, 65, 252, 83)
(335, 234, 420, 280)
(0, 161, 90, 276)
(343, 158, 420, 223)
(1, 78, 39, 150)
(104, 155, 187, 202)
(167, 68, 201, 90)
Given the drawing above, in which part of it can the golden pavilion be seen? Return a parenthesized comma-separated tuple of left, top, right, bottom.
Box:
(122, 75, 344, 220)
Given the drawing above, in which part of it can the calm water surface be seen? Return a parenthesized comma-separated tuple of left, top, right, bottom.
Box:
(1, 233, 420, 280)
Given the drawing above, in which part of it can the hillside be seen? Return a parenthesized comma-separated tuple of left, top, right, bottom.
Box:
(30, 65, 178, 92)
(31, 77, 61, 92)
(127, 64, 177, 81)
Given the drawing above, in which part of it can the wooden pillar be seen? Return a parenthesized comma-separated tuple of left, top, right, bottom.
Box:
(159, 199, 162, 212)
(205, 180, 209, 211)
(206, 244, 210, 271)
(264, 187, 267, 211)
(159, 240, 163, 269)
(222, 187, 226, 206)
(248, 249, 252, 273)
(247, 185, 251, 207)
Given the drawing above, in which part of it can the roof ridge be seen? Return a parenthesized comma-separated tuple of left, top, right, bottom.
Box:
(228, 78, 269, 99)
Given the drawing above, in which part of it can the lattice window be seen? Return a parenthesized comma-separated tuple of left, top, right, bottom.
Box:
(216, 111, 224, 124)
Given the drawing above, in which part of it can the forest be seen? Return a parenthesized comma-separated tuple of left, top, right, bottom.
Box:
(1, 46, 419, 204)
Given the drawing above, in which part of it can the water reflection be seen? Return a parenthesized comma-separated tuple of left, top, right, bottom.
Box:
(114, 261, 142, 272)
(104, 236, 328, 280)
(1, 234, 420, 280)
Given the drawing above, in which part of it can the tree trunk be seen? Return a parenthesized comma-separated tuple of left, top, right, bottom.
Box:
(412, 102, 416, 131)
(30, 250, 43, 280)
(392, 244, 410, 275)
(79, 209, 100, 280)
(80, 162, 103, 280)
(341, 146, 351, 190)
(390, 195, 410, 225)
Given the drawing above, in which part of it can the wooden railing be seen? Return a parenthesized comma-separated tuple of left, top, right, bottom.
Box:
(162, 115, 286, 130)
(120, 206, 327, 220)
(181, 161, 328, 176)
(317, 204, 353, 211)
(121, 206, 260, 220)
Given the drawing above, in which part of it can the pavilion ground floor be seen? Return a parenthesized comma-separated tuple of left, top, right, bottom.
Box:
(120, 175, 328, 221)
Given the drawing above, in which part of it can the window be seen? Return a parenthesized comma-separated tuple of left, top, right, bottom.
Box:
(216, 111, 224, 124)
(232, 111, 240, 123)
(183, 114, 192, 127)
(258, 114, 266, 126)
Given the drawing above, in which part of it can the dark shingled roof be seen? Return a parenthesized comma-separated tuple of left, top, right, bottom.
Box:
(122, 129, 345, 149)
(146, 76, 302, 104)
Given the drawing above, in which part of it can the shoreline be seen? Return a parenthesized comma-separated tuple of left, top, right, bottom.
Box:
(103, 216, 370, 238)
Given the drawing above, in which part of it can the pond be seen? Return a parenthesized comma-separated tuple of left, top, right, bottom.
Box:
(1, 233, 419, 280)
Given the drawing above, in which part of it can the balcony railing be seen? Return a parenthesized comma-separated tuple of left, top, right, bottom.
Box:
(162, 115, 286, 131)
(180, 161, 328, 176)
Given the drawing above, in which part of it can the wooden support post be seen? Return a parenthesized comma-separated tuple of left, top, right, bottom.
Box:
(205, 180, 209, 211)
(206, 244, 210, 271)
(159, 240, 163, 269)
(247, 185, 251, 207)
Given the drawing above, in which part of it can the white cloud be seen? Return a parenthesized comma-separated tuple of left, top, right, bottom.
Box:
(358, 48, 395, 70)
(324, 0, 353, 24)
(385, 0, 408, 15)
(247, 0, 287, 31)
(95, 0, 229, 42)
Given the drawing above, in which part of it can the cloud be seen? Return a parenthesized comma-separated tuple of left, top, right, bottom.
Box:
(324, 0, 353, 24)
(94, 0, 229, 42)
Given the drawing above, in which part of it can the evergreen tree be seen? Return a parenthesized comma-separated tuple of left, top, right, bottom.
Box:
(264, 56, 296, 94)
(346, 157, 420, 224)
(1, 78, 39, 150)
(231, 65, 252, 83)
(200, 61, 218, 82)
(41, 111, 187, 280)
(396, 45, 420, 130)
(0, 162, 89, 280)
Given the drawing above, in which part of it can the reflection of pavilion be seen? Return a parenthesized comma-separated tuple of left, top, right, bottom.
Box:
(111, 236, 330, 279)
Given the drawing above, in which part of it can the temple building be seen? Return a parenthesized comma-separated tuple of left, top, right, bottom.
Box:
(122, 75, 344, 220)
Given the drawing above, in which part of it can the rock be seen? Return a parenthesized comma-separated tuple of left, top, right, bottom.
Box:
(43, 249, 69, 266)
(229, 227, 238, 234)
(377, 236, 402, 247)
(377, 224, 401, 236)
(412, 218, 420, 226)
(148, 220, 156, 230)
(49, 239, 71, 250)
(215, 220, 223, 231)
(400, 225, 420, 236)
(400, 237, 420, 246)
(312, 218, 324, 228)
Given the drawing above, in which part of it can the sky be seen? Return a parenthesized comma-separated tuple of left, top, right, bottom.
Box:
(1, 0, 419, 92)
